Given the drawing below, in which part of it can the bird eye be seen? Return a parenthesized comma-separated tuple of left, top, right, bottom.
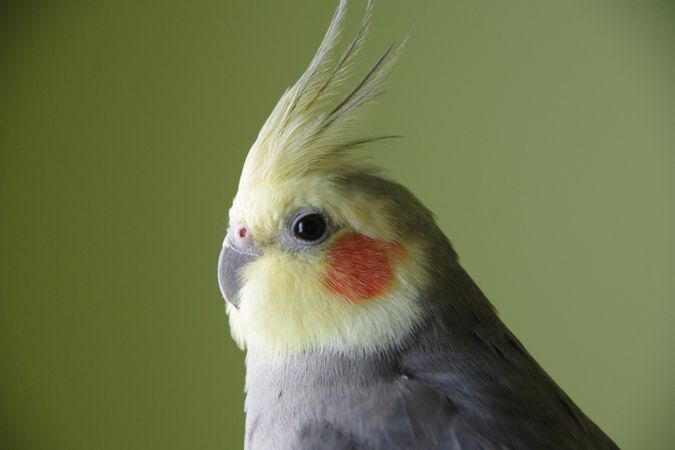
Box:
(292, 213, 327, 242)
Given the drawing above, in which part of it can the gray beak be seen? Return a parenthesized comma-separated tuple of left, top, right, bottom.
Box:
(217, 225, 261, 308)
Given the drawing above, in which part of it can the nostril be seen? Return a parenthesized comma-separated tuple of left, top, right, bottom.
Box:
(238, 227, 248, 239)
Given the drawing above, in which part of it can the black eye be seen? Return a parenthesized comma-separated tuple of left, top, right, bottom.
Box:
(292, 213, 327, 242)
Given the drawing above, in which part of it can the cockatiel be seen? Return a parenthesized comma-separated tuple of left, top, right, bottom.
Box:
(217, 1, 618, 449)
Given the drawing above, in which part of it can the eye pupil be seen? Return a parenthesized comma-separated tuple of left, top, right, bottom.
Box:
(293, 214, 326, 242)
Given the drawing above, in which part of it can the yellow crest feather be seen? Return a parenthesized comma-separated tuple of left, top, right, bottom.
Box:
(238, 0, 406, 196)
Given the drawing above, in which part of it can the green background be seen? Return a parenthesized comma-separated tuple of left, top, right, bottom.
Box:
(2, 0, 674, 448)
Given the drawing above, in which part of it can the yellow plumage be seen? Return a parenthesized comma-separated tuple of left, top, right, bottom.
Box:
(225, 0, 430, 358)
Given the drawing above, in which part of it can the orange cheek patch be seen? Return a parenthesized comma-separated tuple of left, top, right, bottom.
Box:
(324, 234, 403, 302)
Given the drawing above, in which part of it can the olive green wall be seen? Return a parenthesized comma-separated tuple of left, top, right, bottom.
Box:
(1, 1, 674, 448)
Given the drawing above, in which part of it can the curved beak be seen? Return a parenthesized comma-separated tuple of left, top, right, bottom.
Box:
(217, 227, 261, 308)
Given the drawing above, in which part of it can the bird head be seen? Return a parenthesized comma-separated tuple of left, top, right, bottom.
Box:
(219, 0, 452, 358)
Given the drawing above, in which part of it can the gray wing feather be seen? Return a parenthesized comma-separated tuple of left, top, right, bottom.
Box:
(296, 421, 359, 450)
(394, 262, 619, 450)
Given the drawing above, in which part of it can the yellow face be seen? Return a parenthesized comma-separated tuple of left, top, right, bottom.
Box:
(221, 170, 434, 358)
(217, 0, 431, 358)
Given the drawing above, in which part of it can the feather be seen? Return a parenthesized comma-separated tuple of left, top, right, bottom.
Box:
(238, 0, 407, 195)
